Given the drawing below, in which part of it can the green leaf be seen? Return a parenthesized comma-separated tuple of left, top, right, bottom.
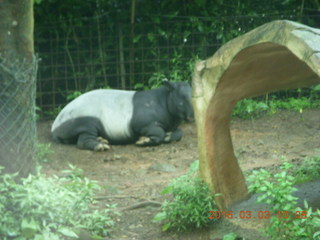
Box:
(259, 186, 267, 191)
(21, 219, 39, 238)
(91, 235, 105, 240)
(312, 84, 320, 92)
(223, 232, 238, 240)
(133, 83, 146, 90)
(153, 212, 167, 222)
(147, 33, 154, 42)
(257, 194, 267, 202)
(58, 228, 78, 238)
(34, 234, 45, 240)
(162, 222, 171, 232)
(151, 16, 160, 24)
(133, 35, 141, 43)
(314, 231, 320, 239)
(161, 186, 173, 195)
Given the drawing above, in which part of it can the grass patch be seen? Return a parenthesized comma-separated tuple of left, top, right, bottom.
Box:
(293, 155, 320, 184)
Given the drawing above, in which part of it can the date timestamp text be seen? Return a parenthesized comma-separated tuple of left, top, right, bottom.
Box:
(208, 210, 315, 220)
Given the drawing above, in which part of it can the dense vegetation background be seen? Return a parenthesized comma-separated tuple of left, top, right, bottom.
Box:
(33, 0, 320, 111)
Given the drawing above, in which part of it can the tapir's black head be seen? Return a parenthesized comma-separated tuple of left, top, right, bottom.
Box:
(164, 80, 194, 122)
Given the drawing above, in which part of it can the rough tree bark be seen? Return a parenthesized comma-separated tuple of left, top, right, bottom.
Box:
(0, 0, 37, 178)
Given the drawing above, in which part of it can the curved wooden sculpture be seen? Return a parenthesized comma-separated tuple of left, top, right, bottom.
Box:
(193, 20, 320, 210)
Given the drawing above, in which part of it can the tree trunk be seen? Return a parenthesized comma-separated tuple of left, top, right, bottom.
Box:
(0, 0, 37, 179)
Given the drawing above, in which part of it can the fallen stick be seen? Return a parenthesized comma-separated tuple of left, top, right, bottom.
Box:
(94, 195, 141, 200)
(119, 200, 162, 211)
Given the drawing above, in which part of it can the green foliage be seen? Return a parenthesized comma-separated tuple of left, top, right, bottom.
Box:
(268, 97, 320, 114)
(153, 161, 219, 232)
(35, 106, 42, 121)
(223, 232, 239, 240)
(293, 155, 320, 184)
(33, 0, 42, 4)
(247, 162, 320, 239)
(40, 91, 82, 118)
(233, 99, 269, 119)
(233, 95, 320, 119)
(135, 72, 167, 90)
(66, 91, 83, 101)
(34, 0, 320, 111)
(0, 164, 118, 240)
(135, 55, 198, 90)
(35, 143, 54, 163)
(43, 105, 63, 118)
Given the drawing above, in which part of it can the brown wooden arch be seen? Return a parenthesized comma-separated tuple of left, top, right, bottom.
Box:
(192, 20, 320, 210)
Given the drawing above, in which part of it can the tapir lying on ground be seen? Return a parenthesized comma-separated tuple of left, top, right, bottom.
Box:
(51, 81, 194, 151)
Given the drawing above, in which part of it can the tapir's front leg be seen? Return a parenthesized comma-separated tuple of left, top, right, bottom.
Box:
(135, 123, 166, 146)
(163, 128, 183, 143)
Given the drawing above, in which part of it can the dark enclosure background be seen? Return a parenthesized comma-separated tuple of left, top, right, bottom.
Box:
(34, 1, 320, 112)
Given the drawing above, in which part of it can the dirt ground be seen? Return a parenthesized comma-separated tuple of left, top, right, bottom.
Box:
(37, 109, 320, 240)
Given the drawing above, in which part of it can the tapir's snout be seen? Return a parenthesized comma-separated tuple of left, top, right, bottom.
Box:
(186, 114, 194, 122)
(185, 107, 194, 122)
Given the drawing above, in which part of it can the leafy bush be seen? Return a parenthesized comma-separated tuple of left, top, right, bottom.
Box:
(233, 99, 268, 119)
(35, 143, 54, 163)
(0, 164, 118, 240)
(233, 96, 320, 119)
(134, 72, 167, 90)
(293, 155, 320, 184)
(134, 55, 198, 90)
(247, 162, 320, 239)
(153, 161, 219, 232)
(268, 97, 320, 114)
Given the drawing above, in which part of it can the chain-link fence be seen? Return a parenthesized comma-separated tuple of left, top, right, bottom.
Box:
(35, 17, 219, 112)
(0, 54, 38, 178)
(35, 13, 320, 113)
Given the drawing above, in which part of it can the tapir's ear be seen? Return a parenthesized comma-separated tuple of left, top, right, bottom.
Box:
(163, 78, 175, 91)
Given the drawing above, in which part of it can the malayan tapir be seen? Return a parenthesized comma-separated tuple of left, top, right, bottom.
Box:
(51, 80, 194, 151)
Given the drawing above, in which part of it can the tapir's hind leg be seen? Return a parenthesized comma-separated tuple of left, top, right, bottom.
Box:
(52, 117, 110, 151)
(77, 133, 110, 151)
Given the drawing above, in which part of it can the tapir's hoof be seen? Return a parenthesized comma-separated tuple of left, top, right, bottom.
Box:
(135, 136, 151, 145)
(97, 136, 109, 145)
(94, 143, 110, 151)
(164, 132, 172, 143)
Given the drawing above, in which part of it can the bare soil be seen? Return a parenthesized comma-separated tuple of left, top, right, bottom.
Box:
(37, 109, 320, 240)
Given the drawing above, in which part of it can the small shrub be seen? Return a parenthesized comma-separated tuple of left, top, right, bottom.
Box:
(293, 155, 320, 184)
(0, 164, 118, 240)
(153, 161, 219, 232)
(233, 99, 268, 119)
(247, 162, 320, 239)
(35, 143, 54, 163)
